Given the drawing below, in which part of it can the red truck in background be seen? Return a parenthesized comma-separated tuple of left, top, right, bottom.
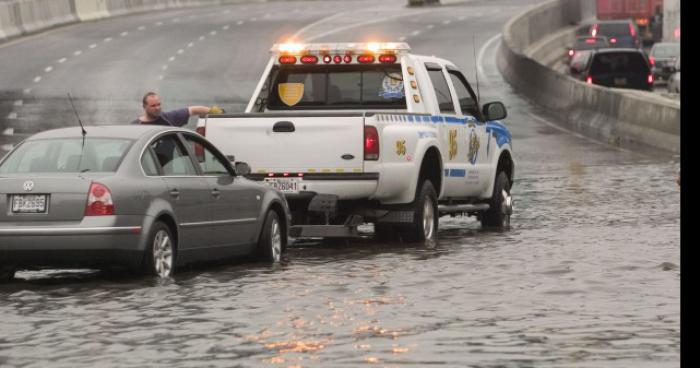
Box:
(597, 0, 663, 44)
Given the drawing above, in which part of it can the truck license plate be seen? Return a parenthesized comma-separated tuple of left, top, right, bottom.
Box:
(264, 178, 300, 194)
(12, 194, 48, 213)
(614, 77, 627, 86)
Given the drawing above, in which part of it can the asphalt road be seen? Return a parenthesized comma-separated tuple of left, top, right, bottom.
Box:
(0, 1, 680, 367)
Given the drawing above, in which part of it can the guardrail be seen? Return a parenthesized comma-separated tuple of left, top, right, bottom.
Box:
(0, 0, 266, 43)
(498, 0, 680, 154)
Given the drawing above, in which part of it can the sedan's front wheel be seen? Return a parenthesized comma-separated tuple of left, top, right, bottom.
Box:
(144, 222, 176, 278)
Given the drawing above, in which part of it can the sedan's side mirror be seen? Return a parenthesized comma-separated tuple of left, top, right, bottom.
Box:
(235, 161, 251, 176)
(482, 102, 507, 121)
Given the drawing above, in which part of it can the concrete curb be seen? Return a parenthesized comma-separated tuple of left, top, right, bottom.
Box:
(498, 0, 680, 154)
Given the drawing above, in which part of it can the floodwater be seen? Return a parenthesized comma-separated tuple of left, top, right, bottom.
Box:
(0, 155, 680, 367)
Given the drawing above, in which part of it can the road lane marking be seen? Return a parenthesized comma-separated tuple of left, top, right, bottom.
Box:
(188, 42, 194, 48)
(89, 44, 97, 49)
(13, 100, 22, 106)
(121, 32, 128, 36)
(250, 18, 257, 22)
(411, 30, 420, 36)
(426, 24, 434, 29)
(292, 11, 349, 39)
(222, 25, 230, 30)
(156, 22, 163, 26)
(199, 36, 206, 41)
(158, 75, 164, 80)
(104, 37, 112, 42)
(168, 56, 175, 62)
(443, 20, 451, 25)
(44, 66, 53, 73)
(162, 65, 168, 70)
(477, 33, 501, 86)
(210, 31, 217, 36)
(237, 20, 245, 25)
(73, 50, 82, 56)
(399, 36, 407, 41)
(459, 15, 466, 21)
(7, 112, 17, 119)
(23, 88, 31, 94)
(303, 10, 433, 42)
(177, 49, 184, 54)
(58, 58, 67, 63)
(33, 76, 41, 83)
(138, 26, 146, 31)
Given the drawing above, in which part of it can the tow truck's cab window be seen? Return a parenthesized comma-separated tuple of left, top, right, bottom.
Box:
(447, 70, 479, 118)
(426, 68, 455, 114)
(264, 65, 406, 110)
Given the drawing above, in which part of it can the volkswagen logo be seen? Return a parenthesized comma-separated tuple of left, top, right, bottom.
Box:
(23, 180, 34, 192)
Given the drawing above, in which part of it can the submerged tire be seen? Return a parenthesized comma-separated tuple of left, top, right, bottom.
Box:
(144, 221, 176, 278)
(399, 180, 438, 242)
(257, 210, 283, 263)
(481, 171, 512, 229)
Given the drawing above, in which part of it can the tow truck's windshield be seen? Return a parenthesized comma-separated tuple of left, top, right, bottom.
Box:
(265, 65, 407, 110)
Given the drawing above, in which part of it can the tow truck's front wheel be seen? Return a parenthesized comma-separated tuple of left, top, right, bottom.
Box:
(400, 180, 438, 242)
(480, 171, 512, 229)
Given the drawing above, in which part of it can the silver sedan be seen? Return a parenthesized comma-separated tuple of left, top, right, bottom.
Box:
(0, 125, 291, 280)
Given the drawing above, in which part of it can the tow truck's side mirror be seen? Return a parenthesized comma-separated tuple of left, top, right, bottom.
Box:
(482, 102, 507, 121)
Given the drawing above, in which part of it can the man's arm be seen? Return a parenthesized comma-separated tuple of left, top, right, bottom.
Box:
(188, 106, 212, 116)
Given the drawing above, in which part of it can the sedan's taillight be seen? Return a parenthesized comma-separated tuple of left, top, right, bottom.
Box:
(586, 76, 593, 84)
(648, 74, 654, 84)
(364, 126, 379, 160)
(85, 182, 114, 216)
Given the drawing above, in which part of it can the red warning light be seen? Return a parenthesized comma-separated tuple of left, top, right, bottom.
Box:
(300, 55, 319, 64)
(378, 55, 397, 63)
(357, 55, 375, 63)
(279, 56, 297, 64)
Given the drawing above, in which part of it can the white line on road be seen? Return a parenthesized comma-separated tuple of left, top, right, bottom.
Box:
(303, 10, 432, 43)
(2, 128, 14, 135)
(199, 36, 206, 41)
(399, 36, 407, 41)
(173, 18, 180, 23)
(138, 26, 145, 31)
(23, 88, 31, 94)
(237, 20, 245, 25)
(104, 37, 112, 42)
(44, 66, 53, 73)
(74, 50, 82, 56)
(156, 22, 163, 26)
(209, 31, 217, 36)
(477, 33, 501, 86)
(292, 11, 349, 40)
(188, 42, 194, 48)
(168, 56, 175, 62)
(158, 75, 164, 80)
(162, 65, 168, 70)
(443, 20, 451, 25)
(426, 24, 434, 29)
(411, 30, 421, 36)
(13, 100, 22, 107)
(89, 44, 97, 49)
(250, 18, 257, 22)
(33, 76, 41, 83)
(121, 32, 128, 36)
(177, 49, 184, 54)
(459, 15, 466, 21)
(222, 25, 230, 30)
(7, 112, 17, 119)
(58, 58, 67, 63)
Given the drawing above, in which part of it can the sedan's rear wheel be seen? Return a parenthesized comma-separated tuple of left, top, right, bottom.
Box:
(257, 210, 282, 263)
(145, 222, 176, 278)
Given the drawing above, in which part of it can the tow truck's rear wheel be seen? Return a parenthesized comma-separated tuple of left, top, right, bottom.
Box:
(400, 180, 438, 242)
(480, 171, 512, 229)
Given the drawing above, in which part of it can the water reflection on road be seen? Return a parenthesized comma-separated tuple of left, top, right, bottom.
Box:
(0, 155, 680, 367)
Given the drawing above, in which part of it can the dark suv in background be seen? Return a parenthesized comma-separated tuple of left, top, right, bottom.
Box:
(582, 48, 653, 91)
(590, 20, 642, 49)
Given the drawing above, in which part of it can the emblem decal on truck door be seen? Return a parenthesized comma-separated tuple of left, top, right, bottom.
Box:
(395, 139, 406, 156)
(278, 83, 304, 106)
(449, 129, 458, 160)
(468, 129, 480, 165)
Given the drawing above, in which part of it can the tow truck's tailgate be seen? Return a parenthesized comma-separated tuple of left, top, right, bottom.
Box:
(204, 114, 365, 173)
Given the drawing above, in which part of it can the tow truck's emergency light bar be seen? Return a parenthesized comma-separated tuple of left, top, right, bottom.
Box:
(270, 42, 411, 65)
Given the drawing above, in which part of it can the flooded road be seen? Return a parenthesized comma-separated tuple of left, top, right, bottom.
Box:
(0, 0, 680, 366)
(0, 150, 680, 367)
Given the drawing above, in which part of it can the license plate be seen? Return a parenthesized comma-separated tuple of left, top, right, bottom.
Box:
(12, 194, 48, 213)
(614, 78, 627, 86)
(264, 178, 301, 194)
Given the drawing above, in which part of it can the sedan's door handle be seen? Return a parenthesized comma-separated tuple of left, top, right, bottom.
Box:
(273, 121, 295, 132)
(211, 188, 220, 198)
(169, 189, 180, 198)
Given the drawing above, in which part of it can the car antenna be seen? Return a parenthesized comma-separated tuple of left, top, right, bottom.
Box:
(472, 34, 481, 104)
(67, 92, 87, 137)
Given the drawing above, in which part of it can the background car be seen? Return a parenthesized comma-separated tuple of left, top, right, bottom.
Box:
(0, 125, 291, 280)
(648, 42, 680, 83)
(667, 57, 681, 93)
(569, 49, 594, 78)
(566, 35, 609, 63)
(589, 20, 642, 49)
(582, 48, 653, 91)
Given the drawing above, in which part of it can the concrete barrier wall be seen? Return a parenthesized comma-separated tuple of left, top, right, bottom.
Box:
(0, 0, 262, 43)
(498, 0, 680, 154)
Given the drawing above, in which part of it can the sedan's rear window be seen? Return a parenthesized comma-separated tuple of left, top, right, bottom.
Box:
(590, 52, 649, 74)
(573, 37, 608, 50)
(0, 138, 133, 174)
(264, 65, 406, 110)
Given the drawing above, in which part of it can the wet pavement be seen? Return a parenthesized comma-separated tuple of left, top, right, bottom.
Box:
(0, 0, 680, 366)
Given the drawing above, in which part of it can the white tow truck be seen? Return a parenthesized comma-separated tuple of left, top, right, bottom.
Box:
(197, 42, 514, 241)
